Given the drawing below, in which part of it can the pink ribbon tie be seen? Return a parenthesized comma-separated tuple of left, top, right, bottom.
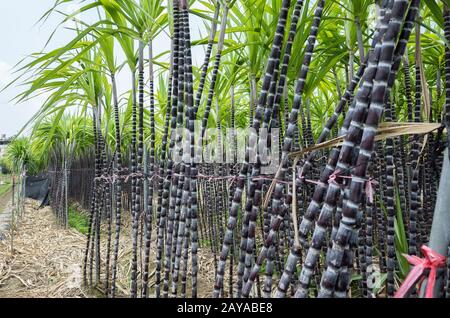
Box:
(365, 177, 378, 204)
(394, 245, 446, 298)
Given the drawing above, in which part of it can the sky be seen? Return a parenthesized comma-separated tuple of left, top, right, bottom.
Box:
(0, 1, 206, 138)
(0, 0, 75, 137)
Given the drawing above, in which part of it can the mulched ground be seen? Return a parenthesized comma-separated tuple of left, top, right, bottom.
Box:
(0, 200, 91, 297)
(0, 199, 219, 298)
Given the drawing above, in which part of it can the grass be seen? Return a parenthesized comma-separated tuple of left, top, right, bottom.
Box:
(68, 205, 90, 235)
(0, 175, 12, 197)
(0, 183, 11, 197)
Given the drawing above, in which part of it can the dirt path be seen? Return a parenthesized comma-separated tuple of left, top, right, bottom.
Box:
(0, 199, 223, 298)
(0, 200, 91, 298)
(0, 190, 13, 239)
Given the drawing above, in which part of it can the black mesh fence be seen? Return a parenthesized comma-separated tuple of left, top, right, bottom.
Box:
(25, 175, 50, 206)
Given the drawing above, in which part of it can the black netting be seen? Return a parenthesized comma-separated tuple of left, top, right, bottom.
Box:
(25, 175, 50, 207)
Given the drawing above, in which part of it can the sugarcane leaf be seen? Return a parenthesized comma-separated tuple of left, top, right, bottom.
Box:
(372, 273, 388, 295)
(423, 0, 444, 29)
(394, 188, 410, 280)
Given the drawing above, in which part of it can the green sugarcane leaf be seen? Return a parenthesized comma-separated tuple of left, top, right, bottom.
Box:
(423, 0, 444, 29)
(394, 187, 410, 280)
(373, 273, 388, 296)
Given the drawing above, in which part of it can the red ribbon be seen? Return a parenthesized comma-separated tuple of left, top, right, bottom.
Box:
(328, 169, 353, 185)
(327, 169, 341, 185)
(329, 170, 378, 203)
(394, 245, 446, 298)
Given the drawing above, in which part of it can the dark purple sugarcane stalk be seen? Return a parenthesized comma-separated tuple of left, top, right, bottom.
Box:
(103, 145, 113, 294)
(277, 2, 393, 294)
(374, 142, 387, 273)
(84, 107, 102, 287)
(158, 3, 181, 297)
(213, 0, 293, 298)
(409, 20, 423, 257)
(83, 157, 97, 287)
(94, 116, 107, 287)
(445, 4, 450, 159)
(180, 1, 199, 298)
(334, 232, 356, 297)
(291, 1, 396, 297)
(423, 143, 433, 240)
(402, 51, 413, 219)
(297, 60, 368, 246)
(240, 0, 292, 294)
(110, 70, 124, 298)
(294, 5, 396, 249)
(89, 120, 99, 287)
(306, 98, 314, 147)
(200, 3, 228, 138)
(296, 0, 416, 297)
(394, 130, 408, 233)
(130, 40, 144, 298)
(298, 97, 308, 149)
(331, 188, 347, 297)
(193, 1, 220, 118)
(383, 36, 410, 296)
(364, 165, 375, 298)
(241, 0, 325, 298)
(142, 36, 156, 298)
(383, 97, 396, 297)
(318, 0, 417, 298)
(259, 0, 305, 296)
(169, 0, 187, 296)
(213, 127, 226, 247)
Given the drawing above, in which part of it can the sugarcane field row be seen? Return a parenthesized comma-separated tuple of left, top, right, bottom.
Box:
(0, 0, 450, 299)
